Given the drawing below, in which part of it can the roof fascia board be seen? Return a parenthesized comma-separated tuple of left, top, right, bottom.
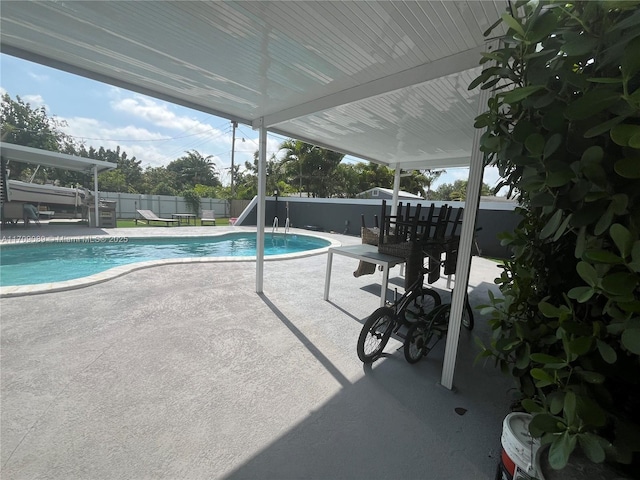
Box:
(255, 45, 485, 129)
(0, 45, 252, 127)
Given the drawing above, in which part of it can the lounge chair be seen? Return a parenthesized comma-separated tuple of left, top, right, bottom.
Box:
(200, 210, 216, 226)
(136, 209, 179, 226)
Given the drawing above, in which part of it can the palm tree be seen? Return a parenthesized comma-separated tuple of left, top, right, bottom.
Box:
(167, 150, 219, 188)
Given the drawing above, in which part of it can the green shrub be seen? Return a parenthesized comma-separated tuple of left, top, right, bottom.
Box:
(473, 0, 640, 471)
(181, 189, 201, 215)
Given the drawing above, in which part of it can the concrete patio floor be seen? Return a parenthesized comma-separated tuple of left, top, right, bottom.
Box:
(1, 224, 516, 479)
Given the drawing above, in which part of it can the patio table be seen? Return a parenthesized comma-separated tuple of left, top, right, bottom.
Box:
(324, 244, 406, 307)
(171, 213, 196, 226)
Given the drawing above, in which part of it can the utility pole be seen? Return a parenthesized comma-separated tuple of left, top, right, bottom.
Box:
(230, 120, 237, 198)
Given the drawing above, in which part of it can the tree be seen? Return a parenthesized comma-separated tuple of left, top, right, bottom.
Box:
(141, 166, 179, 195)
(422, 170, 446, 199)
(432, 180, 491, 201)
(279, 140, 344, 197)
(1, 93, 74, 182)
(354, 162, 395, 192)
(166, 150, 220, 189)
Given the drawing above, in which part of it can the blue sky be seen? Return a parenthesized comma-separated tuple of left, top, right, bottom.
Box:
(1, 53, 501, 192)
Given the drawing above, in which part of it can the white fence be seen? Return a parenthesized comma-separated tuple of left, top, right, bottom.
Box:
(98, 192, 230, 219)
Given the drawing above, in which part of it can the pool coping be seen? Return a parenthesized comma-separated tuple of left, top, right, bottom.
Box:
(1, 228, 342, 298)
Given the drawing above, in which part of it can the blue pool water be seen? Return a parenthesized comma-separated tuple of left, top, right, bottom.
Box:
(0, 232, 330, 286)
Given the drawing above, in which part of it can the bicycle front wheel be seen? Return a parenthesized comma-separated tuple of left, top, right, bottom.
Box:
(357, 307, 396, 363)
(399, 287, 441, 324)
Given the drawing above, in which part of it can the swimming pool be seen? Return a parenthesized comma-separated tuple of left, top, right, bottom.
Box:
(0, 232, 332, 290)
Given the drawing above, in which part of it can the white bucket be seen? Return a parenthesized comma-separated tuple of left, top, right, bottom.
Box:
(498, 412, 541, 480)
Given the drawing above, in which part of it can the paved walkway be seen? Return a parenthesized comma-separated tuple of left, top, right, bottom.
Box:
(1, 225, 514, 479)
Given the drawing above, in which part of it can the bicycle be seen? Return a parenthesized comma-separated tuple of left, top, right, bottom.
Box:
(356, 264, 443, 363)
(403, 296, 474, 364)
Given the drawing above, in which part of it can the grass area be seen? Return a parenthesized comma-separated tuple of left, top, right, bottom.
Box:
(116, 217, 231, 228)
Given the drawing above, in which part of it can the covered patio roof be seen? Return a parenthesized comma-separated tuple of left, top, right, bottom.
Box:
(0, 143, 116, 174)
(0, 1, 509, 389)
(0, 1, 505, 170)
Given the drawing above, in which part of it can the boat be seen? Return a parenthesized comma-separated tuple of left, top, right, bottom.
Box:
(7, 179, 92, 217)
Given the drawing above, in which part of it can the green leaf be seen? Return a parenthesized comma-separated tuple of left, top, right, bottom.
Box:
(602, 272, 637, 296)
(587, 78, 623, 84)
(568, 336, 593, 356)
(595, 204, 614, 236)
(538, 301, 559, 318)
(546, 170, 574, 188)
(552, 214, 573, 242)
(521, 398, 545, 413)
(525, 133, 546, 155)
(548, 431, 576, 470)
(568, 286, 595, 303)
(530, 191, 555, 207)
(540, 210, 563, 240)
(543, 133, 563, 159)
(631, 241, 640, 271)
(564, 391, 576, 425)
(615, 158, 640, 179)
(530, 353, 565, 365)
(549, 391, 565, 415)
(576, 261, 598, 287)
(596, 339, 617, 364)
(531, 368, 556, 387)
(578, 433, 606, 463)
(530, 413, 565, 436)
(611, 124, 640, 146)
(581, 145, 604, 164)
(584, 115, 625, 138)
(501, 12, 526, 37)
(583, 249, 623, 264)
(622, 35, 640, 80)
(527, 10, 558, 43)
(561, 34, 598, 56)
(565, 90, 621, 120)
(621, 328, 640, 354)
(575, 227, 586, 259)
(503, 85, 545, 105)
(576, 370, 605, 384)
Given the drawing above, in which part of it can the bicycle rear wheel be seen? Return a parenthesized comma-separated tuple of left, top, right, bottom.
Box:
(404, 304, 450, 363)
(403, 321, 433, 363)
(357, 307, 396, 363)
(399, 287, 441, 324)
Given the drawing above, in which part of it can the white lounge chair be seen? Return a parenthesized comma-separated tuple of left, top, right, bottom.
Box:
(200, 210, 216, 226)
(136, 209, 179, 226)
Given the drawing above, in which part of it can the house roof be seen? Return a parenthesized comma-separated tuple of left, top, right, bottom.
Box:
(358, 187, 423, 199)
(0, 143, 117, 174)
(0, 1, 506, 170)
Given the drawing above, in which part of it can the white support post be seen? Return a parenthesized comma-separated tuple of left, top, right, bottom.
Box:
(391, 165, 401, 217)
(256, 119, 267, 293)
(440, 42, 496, 390)
(93, 165, 99, 228)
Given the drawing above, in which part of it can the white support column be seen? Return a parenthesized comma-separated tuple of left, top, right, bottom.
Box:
(440, 43, 496, 390)
(256, 119, 267, 293)
(391, 165, 401, 217)
(93, 165, 99, 228)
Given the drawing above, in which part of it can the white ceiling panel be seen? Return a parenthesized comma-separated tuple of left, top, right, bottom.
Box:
(0, 0, 507, 168)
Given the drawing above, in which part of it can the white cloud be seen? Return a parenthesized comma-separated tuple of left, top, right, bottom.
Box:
(22, 94, 46, 108)
(27, 71, 49, 82)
